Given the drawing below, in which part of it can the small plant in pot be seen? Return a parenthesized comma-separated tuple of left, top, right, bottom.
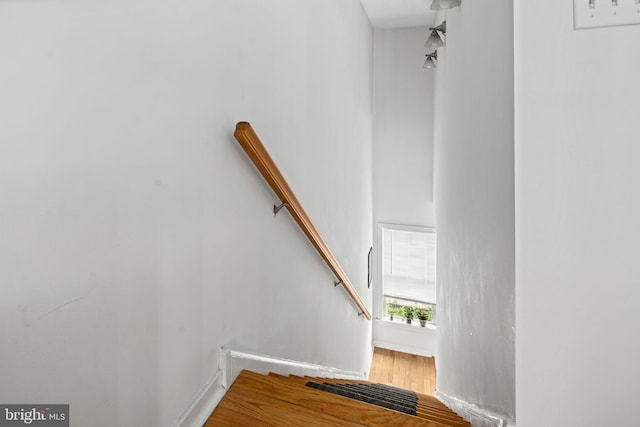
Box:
(416, 309, 428, 327)
(387, 302, 402, 321)
(425, 306, 434, 322)
(403, 307, 415, 324)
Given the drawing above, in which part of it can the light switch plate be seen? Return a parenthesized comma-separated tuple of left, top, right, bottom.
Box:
(574, 0, 640, 29)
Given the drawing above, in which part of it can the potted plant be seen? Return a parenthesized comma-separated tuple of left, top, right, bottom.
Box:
(387, 302, 402, 321)
(416, 309, 428, 327)
(426, 306, 434, 323)
(403, 307, 415, 324)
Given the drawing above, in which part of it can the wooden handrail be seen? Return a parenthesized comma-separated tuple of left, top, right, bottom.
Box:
(234, 122, 371, 320)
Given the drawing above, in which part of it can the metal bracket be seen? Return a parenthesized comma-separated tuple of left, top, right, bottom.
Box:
(358, 312, 364, 317)
(273, 202, 289, 215)
(334, 280, 342, 287)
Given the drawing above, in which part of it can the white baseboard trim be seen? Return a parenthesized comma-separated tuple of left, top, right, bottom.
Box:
(435, 390, 515, 427)
(373, 339, 435, 358)
(220, 347, 367, 388)
(175, 369, 225, 427)
(175, 347, 367, 427)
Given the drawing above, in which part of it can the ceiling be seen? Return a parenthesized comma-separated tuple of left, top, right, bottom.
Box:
(360, 0, 437, 29)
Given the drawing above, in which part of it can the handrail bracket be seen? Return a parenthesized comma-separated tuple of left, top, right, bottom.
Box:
(273, 202, 289, 215)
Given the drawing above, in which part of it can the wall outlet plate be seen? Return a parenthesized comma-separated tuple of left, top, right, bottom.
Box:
(574, 0, 640, 29)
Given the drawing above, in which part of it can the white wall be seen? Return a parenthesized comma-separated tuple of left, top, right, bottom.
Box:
(515, 1, 640, 426)
(433, 0, 515, 422)
(374, 320, 437, 358)
(372, 27, 435, 229)
(371, 27, 436, 355)
(0, 1, 373, 426)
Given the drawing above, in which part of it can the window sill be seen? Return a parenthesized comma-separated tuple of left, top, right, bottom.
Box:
(378, 316, 436, 331)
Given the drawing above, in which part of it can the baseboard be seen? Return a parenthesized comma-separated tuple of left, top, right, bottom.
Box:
(373, 339, 435, 358)
(175, 347, 367, 427)
(435, 390, 515, 427)
(175, 369, 225, 427)
(373, 318, 436, 358)
(220, 346, 367, 388)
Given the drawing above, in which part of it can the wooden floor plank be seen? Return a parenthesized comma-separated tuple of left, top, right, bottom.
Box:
(369, 347, 437, 395)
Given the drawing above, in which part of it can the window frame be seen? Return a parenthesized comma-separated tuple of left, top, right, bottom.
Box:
(374, 223, 436, 324)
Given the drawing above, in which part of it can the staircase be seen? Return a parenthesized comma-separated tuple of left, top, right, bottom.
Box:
(206, 370, 470, 426)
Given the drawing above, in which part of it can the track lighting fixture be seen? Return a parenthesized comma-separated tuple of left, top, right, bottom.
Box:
(425, 21, 446, 49)
(430, 0, 461, 10)
(431, 21, 446, 35)
(423, 50, 437, 69)
(425, 30, 443, 49)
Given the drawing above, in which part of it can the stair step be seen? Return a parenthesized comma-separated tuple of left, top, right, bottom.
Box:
(305, 381, 418, 416)
(268, 373, 371, 385)
(208, 370, 470, 427)
(223, 370, 451, 426)
(305, 381, 469, 426)
(270, 373, 466, 425)
(417, 401, 462, 417)
(417, 392, 451, 409)
(208, 386, 365, 426)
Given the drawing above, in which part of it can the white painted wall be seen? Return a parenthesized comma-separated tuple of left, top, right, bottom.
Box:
(371, 27, 436, 356)
(515, 1, 640, 426)
(0, 1, 373, 426)
(374, 320, 436, 357)
(433, 0, 515, 422)
(372, 27, 435, 229)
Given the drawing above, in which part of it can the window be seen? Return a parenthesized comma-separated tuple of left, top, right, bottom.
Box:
(380, 224, 436, 325)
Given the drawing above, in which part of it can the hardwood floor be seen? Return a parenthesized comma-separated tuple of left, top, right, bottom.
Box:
(368, 347, 436, 395)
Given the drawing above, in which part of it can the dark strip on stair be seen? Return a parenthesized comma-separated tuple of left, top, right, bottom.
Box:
(305, 381, 419, 416)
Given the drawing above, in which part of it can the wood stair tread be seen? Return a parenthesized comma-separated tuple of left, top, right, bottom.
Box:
(301, 379, 468, 426)
(273, 373, 465, 425)
(207, 385, 365, 426)
(208, 370, 470, 427)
